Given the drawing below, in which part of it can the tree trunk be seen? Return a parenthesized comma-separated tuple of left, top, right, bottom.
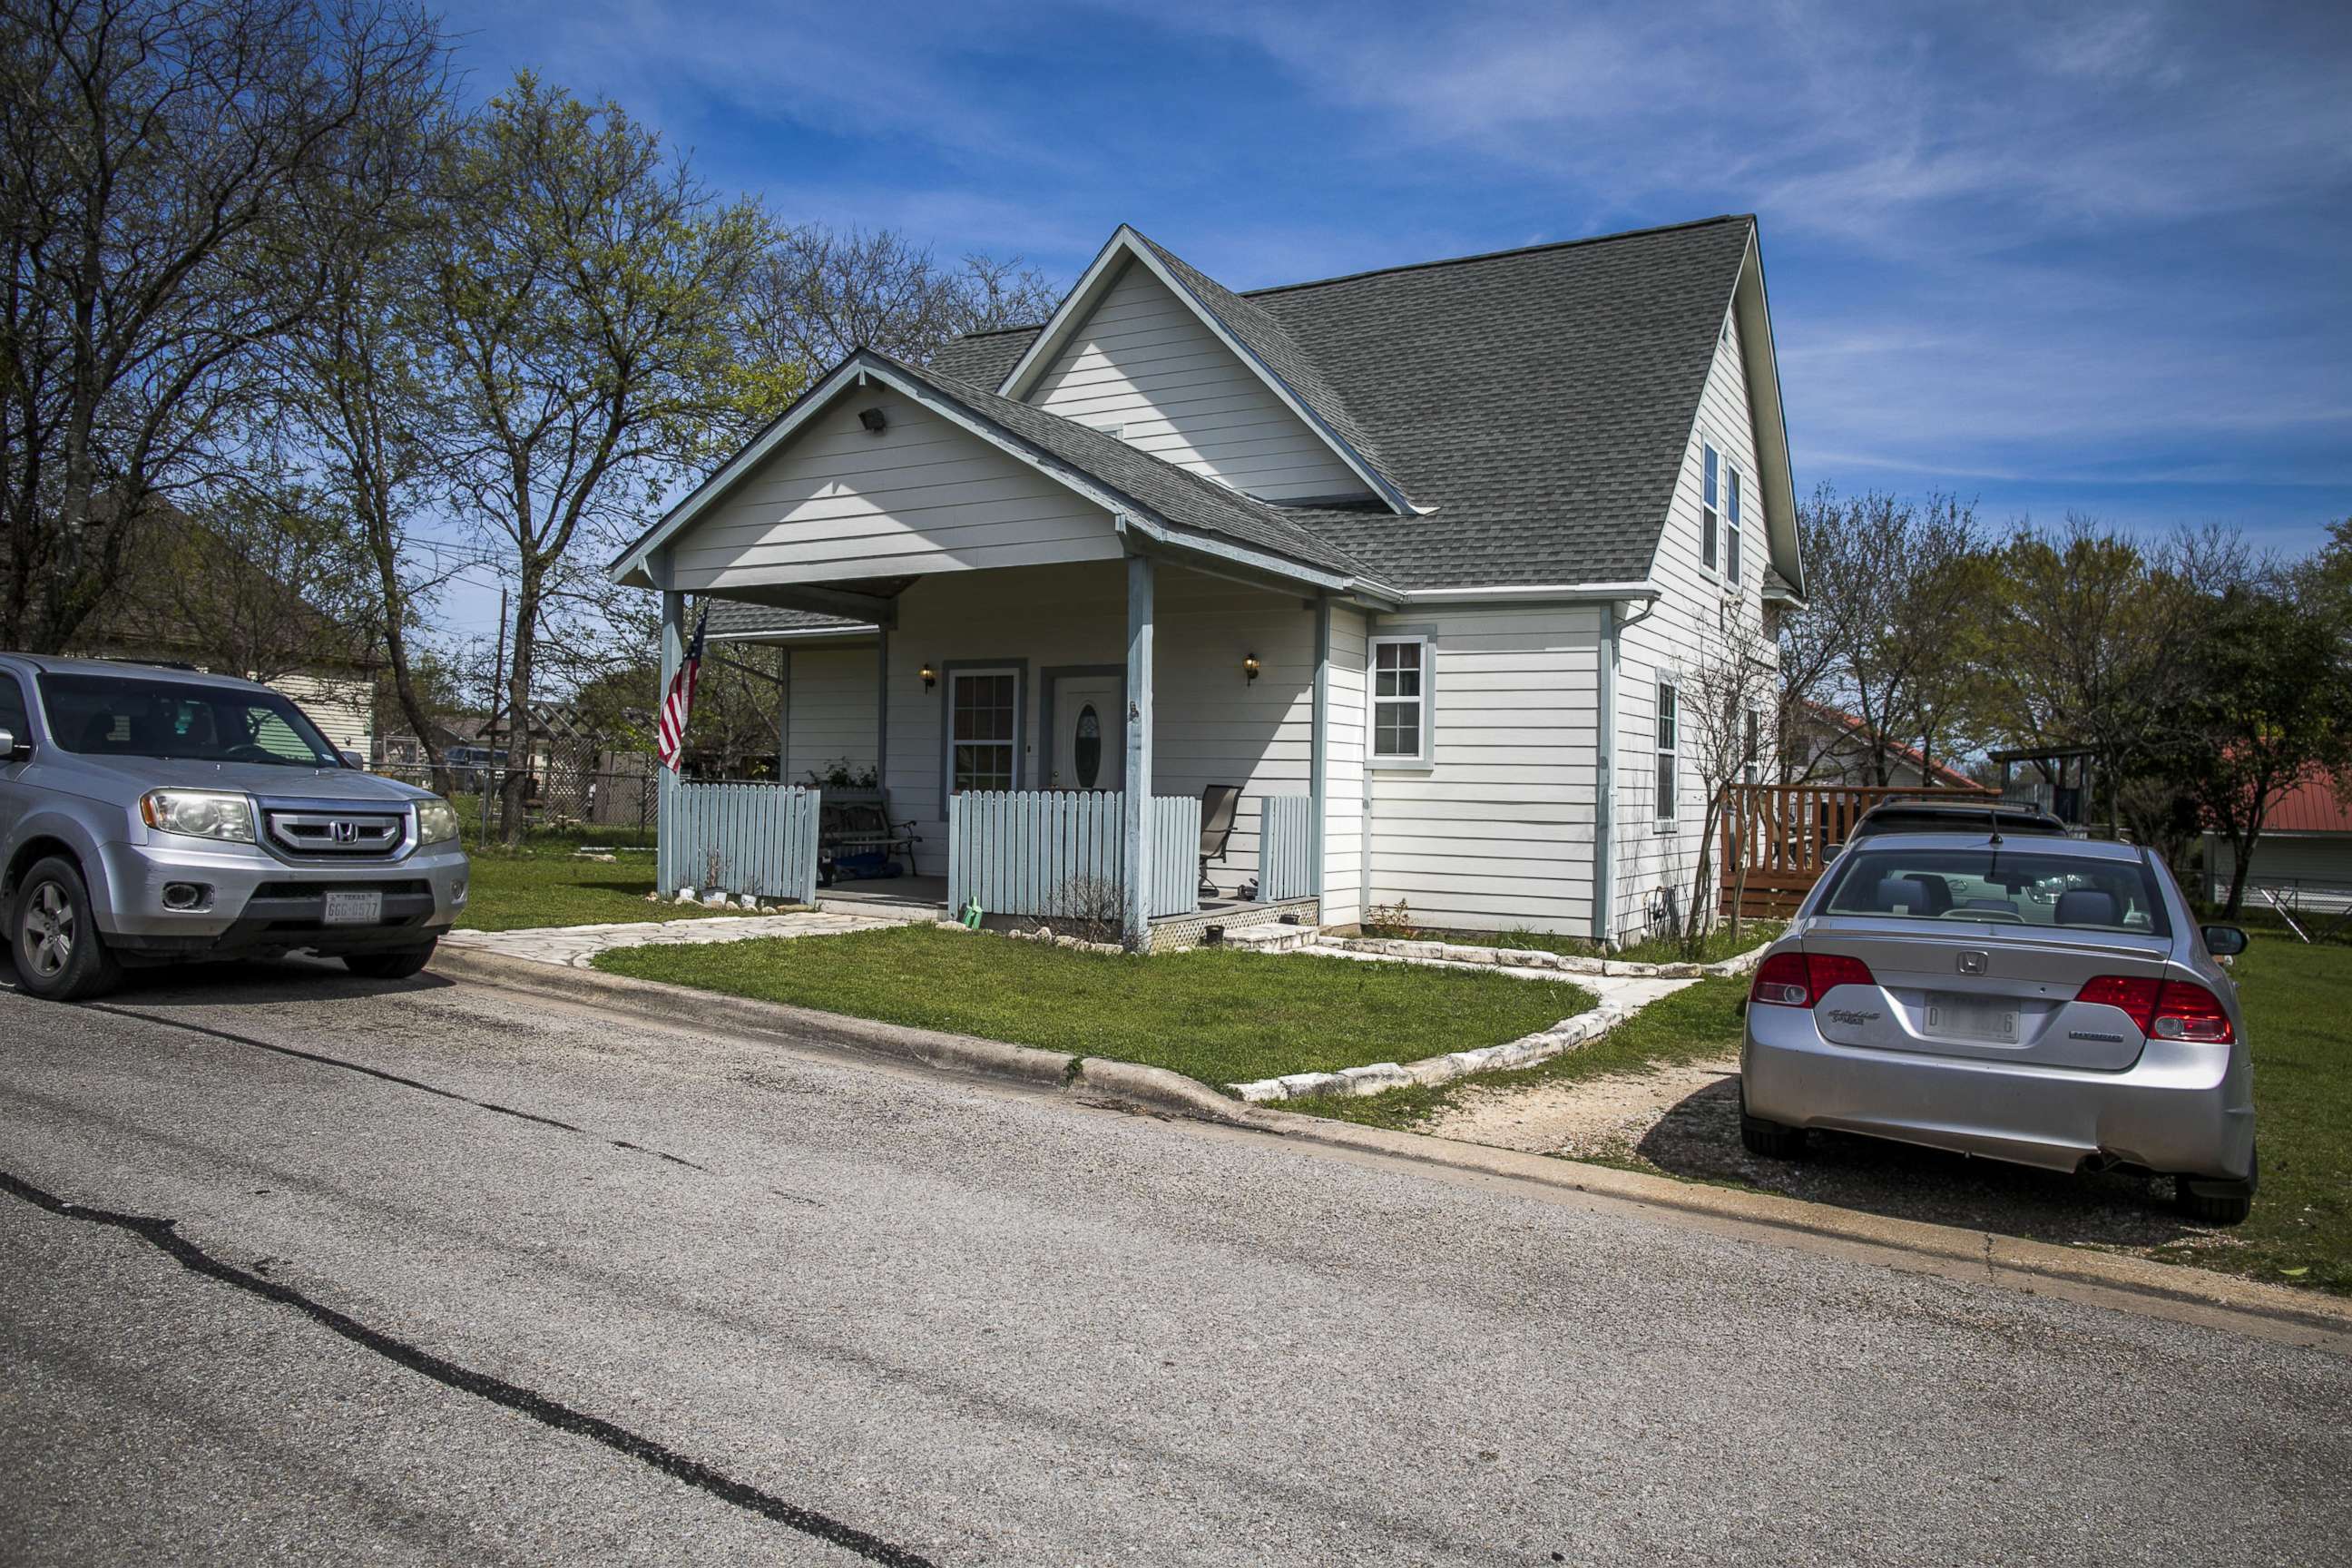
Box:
(1685, 795, 1723, 954)
(1730, 789, 1751, 942)
(498, 565, 542, 846)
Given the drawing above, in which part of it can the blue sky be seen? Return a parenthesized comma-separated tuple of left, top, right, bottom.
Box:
(430, 0, 2351, 643)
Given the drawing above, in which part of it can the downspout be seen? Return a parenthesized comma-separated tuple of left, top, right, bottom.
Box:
(1592, 593, 1659, 947)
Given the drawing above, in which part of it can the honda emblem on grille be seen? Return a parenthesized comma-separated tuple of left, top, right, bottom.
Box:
(1957, 951, 1988, 975)
(330, 820, 358, 845)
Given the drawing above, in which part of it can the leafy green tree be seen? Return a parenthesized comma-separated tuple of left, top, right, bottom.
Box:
(426, 74, 788, 843)
(2161, 586, 2351, 916)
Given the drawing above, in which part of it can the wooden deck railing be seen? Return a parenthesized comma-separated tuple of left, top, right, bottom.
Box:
(1717, 783, 1991, 916)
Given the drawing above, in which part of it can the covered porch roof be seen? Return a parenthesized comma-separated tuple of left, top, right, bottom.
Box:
(607, 348, 1403, 612)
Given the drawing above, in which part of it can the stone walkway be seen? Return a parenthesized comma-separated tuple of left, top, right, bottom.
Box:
(441, 908, 911, 968)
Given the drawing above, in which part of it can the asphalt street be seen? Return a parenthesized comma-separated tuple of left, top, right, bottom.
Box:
(2, 958, 2347, 1566)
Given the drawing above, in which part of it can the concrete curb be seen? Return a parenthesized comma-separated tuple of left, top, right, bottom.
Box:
(427, 945, 1259, 1126)
(428, 944, 2352, 1340)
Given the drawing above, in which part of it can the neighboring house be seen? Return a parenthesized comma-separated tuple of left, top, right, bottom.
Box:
(2204, 771, 2352, 912)
(612, 216, 1806, 943)
(1789, 701, 1987, 791)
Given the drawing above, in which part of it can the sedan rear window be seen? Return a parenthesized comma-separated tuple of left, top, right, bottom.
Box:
(1818, 847, 2169, 936)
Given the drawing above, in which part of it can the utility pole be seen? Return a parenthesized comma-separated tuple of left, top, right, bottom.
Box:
(482, 588, 507, 842)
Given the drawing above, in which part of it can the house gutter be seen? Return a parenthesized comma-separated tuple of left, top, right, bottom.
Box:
(1399, 580, 1658, 605)
(1592, 591, 1661, 946)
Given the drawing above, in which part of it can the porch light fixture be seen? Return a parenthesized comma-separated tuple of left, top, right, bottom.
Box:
(920, 662, 936, 691)
(1243, 652, 1260, 684)
(858, 407, 887, 434)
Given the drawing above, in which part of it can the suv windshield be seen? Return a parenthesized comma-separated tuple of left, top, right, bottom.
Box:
(39, 671, 343, 768)
(1819, 846, 2169, 936)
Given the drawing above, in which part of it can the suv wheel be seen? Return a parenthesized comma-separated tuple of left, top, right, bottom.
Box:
(342, 938, 437, 981)
(13, 856, 124, 1002)
(1739, 1082, 1808, 1159)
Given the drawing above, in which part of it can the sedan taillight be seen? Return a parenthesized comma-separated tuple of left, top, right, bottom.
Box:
(1751, 951, 1877, 1008)
(2074, 975, 2234, 1043)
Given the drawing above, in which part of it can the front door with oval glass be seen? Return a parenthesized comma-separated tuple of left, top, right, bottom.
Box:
(1049, 674, 1123, 790)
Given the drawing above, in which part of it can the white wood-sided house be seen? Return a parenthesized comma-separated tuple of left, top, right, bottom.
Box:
(610, 216, 1807, 947)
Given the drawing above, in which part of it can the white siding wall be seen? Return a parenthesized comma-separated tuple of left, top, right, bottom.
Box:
(781, 646, 879, 783)
(669, 394, 1120, 593)
(876, 561, 1318, 884)
(1029, 260, 1368, 503)
(1320, 607, 1368, 926)
(1610, 310, 1775, 941)
(273, 671, 371, 756)
(1361, 606, 1605, 936)
(2205, 834, 2352, 904)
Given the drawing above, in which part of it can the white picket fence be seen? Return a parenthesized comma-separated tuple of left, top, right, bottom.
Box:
(1257, 794, 1318, 901)
(660, 781, 820, 903)
(947, 790, 1201, 922)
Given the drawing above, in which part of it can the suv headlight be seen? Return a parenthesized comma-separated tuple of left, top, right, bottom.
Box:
(415, 798, 462, 847)
(140, 789, 255, 843)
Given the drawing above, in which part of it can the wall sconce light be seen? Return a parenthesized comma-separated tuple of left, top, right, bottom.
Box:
(1242, 652, 1260, 684)
(920, 662, 937, 691)
(858, 407, 888, 434)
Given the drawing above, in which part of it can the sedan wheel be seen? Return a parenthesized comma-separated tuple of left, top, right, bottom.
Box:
(13, 857, 123, 1002)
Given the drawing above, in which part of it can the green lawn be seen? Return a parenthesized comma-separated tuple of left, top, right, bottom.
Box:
(457, 846, 739, 932)
(1283, 974, 1754, 1131)
(1361, 921, 1782, 966)
(592, 926, 1594, 1088)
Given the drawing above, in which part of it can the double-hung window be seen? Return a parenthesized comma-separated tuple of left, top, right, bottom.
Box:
(949, 668, 1019, 793)
(1370, 635, 1429, 764)
(1700, 443, 1720, 573)
(1655, 681, 1679, 823)
(1725, 466, 1743, 583)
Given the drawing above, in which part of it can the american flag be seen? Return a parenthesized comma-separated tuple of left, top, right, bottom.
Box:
(655, 608, 709, 772)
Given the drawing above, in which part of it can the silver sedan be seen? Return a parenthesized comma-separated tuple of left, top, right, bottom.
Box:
(1739, 831, 2258, 1223)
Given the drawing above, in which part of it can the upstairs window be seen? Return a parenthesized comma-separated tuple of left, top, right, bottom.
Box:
(1726, 466, 1743, 583)
(1370, 635, 1430, 763)
(1655, 681, 1679, 822)
(1700, 444, 1720, 573)
(1743, 707, 1762, 787)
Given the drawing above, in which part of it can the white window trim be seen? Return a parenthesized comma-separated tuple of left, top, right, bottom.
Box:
(1367, 631, 1435, 770)
(1700, 441, 1721, 578)
(946, 665, 1024, 796)
(1654, 679, 1680, 828)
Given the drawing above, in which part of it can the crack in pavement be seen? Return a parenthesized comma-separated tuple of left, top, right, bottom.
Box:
(87, 1004, 710, 1171)
(0, 1169, 935, 1567)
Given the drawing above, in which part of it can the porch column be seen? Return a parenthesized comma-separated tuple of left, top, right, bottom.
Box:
(775, 647, 792, 781)
(1122, 553, 1155, 946)
(1309, 597, 1329, 897)
(657, 588, 685, 895)
(874, 627, 890, 793)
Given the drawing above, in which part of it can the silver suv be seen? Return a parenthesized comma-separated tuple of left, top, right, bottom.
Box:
(1740, 830, 2258, 1224)
(0, 655, 469, 1000)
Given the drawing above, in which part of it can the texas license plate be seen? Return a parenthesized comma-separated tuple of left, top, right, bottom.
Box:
(1926, 991, 2019, 1043)
(322, 889, 383, 925)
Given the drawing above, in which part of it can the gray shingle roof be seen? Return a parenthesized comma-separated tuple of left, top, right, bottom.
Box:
(936, 216, 1756, 591)
(703, 600, 866, 638)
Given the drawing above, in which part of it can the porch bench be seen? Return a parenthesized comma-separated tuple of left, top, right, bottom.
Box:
(818, 788, 921, 885)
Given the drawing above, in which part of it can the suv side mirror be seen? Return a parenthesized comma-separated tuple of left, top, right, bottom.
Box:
(0, 727, 25, 760)
(2201, 925, 2249, 957)
(339, 750, 366, 769)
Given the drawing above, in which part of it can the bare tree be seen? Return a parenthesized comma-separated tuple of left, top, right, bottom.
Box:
(1679, 613, 1776, 952)
(744, 225, 1059, 370)
(1798, 488, 1984, 785)
(0, 0, 445, 652)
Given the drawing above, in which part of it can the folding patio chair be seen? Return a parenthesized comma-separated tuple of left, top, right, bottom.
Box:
(1198, 784, 1242, 897)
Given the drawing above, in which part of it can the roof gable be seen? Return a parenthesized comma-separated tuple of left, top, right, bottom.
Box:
(936, 216, 1785, 594)
(995, 226, 1416, 514)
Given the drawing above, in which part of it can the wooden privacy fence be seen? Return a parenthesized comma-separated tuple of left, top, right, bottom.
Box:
(660, 780, 820, 903)
(947, 790, 1204, 923)
(1257, 794, 1318, 901)
(1718, 784, 1991, 916)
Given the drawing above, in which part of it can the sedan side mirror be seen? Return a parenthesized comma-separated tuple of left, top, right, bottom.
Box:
(2201, 925, 2249, 957)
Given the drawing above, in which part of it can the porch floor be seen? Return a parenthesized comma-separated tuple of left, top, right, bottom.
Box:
(817, 873, 1289, 927)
